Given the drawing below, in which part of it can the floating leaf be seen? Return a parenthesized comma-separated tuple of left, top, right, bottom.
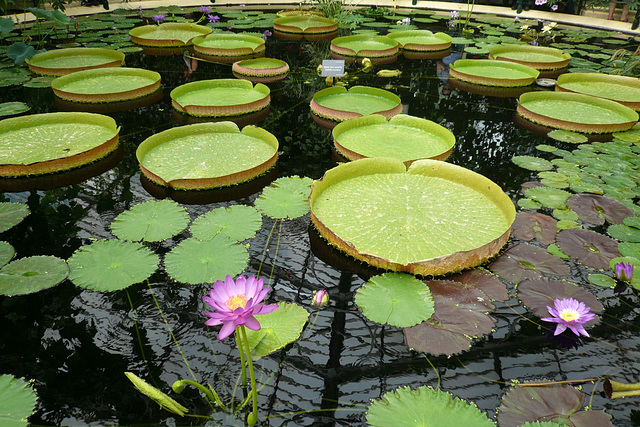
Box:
(497, 383, 613, 427)
(0, 256, 68, 296)
(0, 101, 30, 117)
(547, 243, 570, 258)
(110, 200, 190, 242)
(566, 194, 634, 226)
(447, 269, 508, 301)
(518, 198, 542, 210)
(536, 144, 558, 153)
(556, 228, 620, 270)
(623, 216, 640, 229)
(512, 212, 557, 245)
(524, 186, 571, 210)
(556, 220, 581, 230)
(512, 155, 553, 171)
(0, 241, 15, 268)
(588, 273, 616, 288)
(0, 374, 38, 427)
(618, 241, 640, 258)
(190, 205, 262, 242)
(6, 43, 37, 66)
(355, 273, 434, 328)
(22, 76, 55, 88)
(124, 372, 188, 417)
(552, 208, 578, 222)
(608, 224, 640, 242)
(255, 176, 313, 219)
(164, 236, 248, 284)
(68, 240, 159, 292)
(367, 386, 494, 427)
(0, 202, 30, 233)
(612, 128, 640, 143)
(547, 129, 588, 144)
(489, 243, 570, 284)
(245, 302, 309, 360)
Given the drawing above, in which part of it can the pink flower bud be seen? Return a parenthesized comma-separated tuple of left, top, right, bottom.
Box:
(312, 289, 328, 308)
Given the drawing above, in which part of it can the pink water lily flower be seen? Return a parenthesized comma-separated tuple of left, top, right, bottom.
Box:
(204, 275, 278, 340)
(541, 297, 596, 337)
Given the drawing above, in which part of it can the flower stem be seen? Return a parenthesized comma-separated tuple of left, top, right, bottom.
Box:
(175, 379, 226, 411)
(235, 330, 248, 387)
(240, 326, 259, 426)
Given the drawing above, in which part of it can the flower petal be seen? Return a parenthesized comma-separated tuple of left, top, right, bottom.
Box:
(218, 321, 237, 340)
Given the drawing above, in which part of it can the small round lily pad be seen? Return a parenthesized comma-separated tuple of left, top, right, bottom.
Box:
(0, 202, 30, 233)
(190, 205, 262, 242)
(110, 199, 190, 242)
(0, 255, 69, 296)
(0, 102, 30, 117)
(0, 375, 38, 426)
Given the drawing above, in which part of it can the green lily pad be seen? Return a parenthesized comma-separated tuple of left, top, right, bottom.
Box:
(518, 198, 543, 210)
(0, 256, 69, 296)
(0, 241, 15, 268)
(524, 186, 571, 210)
(0, 102, 30, 117)
(556, 220, 581, 230)
(608, 224, 640, 242)
(0, 202, 30, 233)
(68, 240, 159, 292)
(110, 199, 190, 242)
(0, 374, 38, 427)
(588, 273, 617, 288)
(367, 386, 494, 427)
(22, 76, 55, 88)
(612, 128, 640, 143)
(245, 302, 309, 360)
(512, 155, 553, 171)
(190, 205, 262, 242)
(552, 208, 578, 222)
(556, 228, 620, 270)
(547, 129, 588, 144)
(124, 372, 188, 417)
(355, 273, 434, 328)
(164, 236, 248, 284)
(618, 241, 640, 258)
(255, 176, 313, 220)
(536, 144, 558, 152)
(488, 243, 570, 284)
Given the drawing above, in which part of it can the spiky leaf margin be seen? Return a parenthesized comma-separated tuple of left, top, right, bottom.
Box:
(110, 199, 190, 242)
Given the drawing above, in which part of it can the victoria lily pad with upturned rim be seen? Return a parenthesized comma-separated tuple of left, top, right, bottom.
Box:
(309, 157, 516, 276)
(51, 67, 161, 103)
(136, 121, 278, 190)
(129, 22, 212, 47)
(386, 30, 452, 52)
(26, 47, 125, 76)
(232, 58, 289, 83)
(556, 73, 640, 111)
(489, 44, 571, 70)
(171, 79, 270, 117)
(450, 58, 540, 87)
(332, 114, 455, 164)
(330, 35, 399, 59)
(272, 15, 337, 37)
(0, 112, 119, 177)
(192, 33, 265, 58)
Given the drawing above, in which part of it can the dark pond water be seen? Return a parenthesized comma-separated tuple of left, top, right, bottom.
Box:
(1, 6, 640, 426)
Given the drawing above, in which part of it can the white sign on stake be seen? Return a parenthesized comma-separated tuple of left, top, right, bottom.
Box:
(321, 59, 345, 77)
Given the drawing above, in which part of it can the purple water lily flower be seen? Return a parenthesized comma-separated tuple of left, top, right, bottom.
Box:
(199, 6, 210, 13)
(152, 15, 165, 24)
(615, 261, 634, 281)
(541, 297, 596, 337)
(208, 14, 220, 23)
(204, 275, 278, 340)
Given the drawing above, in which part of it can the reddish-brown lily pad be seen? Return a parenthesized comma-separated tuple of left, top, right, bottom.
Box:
(447, 269, 509, 302)
(512, 212, 558, 245)
(555, 228, 621, 270)
(488, 243, 570, 284)
(566, 193, 634, 225)
(497, 383, 613, 427)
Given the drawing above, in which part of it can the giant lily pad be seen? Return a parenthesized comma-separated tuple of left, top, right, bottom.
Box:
(51, 67, 161, 103)
(310, 86, 402, 129)
(386, 30, 452, 53)
(330, 35, 399, 61)
(254, 176, 313, 220)
(110, 199, 190, 242)
(310, 158, 515, 276)
(171, 79, 270, 117)
(26, 48, 125, 76)
(245, 302, 309, 360)
(0, 374, 38, 427)
(190, 205, 262, 242)
(332, 114, 455, 164)
(68, 240, 159, 292)
(556, 73, 640, 111)
(272, 15, 337, 40)
(489, 44, 571, 70)
(355, 273, 434, 328)
(566, 193, 634, 225)
(232, 58, 289, 83)
(0, 112, 119, 177)
(517, 91, 639, 134)
(512, 212, 558, 245)
(0, 202, 29, 233)
(488, 243, 570, 284)
(164, 236, 248, 284)
(450, 59, 540, 87)
(497, 384, 613, 427)
(136, 122, 278, 190)
(0, 256, 68, 296)
(556, 228, 620, 270)
(129, 22, 212, 47)
(367, 386, 494, 427)
(192, 33, 265, 58)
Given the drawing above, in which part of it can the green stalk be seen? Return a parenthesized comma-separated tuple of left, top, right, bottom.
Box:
(174, 379, 226, 411)
(240, 326, 259, 426)
(235, 329, 248, 387)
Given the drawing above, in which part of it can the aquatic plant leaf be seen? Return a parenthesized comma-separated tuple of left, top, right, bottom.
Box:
(22, 76, 55, 88)
(547, 129, 588, 144)
(518, 198, 542, 210)
(0, 17, 14, 34)
(123, 372, 188, 417)
(68, 240, 158, 292)
(0, 202, 29, 233)
(354, 273, 435, 328)
(0, 241, 15, 268)
(245, 302, 309, 360)
(447, 269, 508, 301)
(547, 243, 569, 258)
(612, 128, 640, 143)
(608, 224, 640, 242)
(110, 200, 190, 242)
(488, 243, 570, 284)
(190, 205, 262, 242)
(164, 237, 248, 284)
(555, 228, 620, 270)
(618, 242, 640, 258)
(255, 176, 313, 219)
(566, 193, 634, 226)
(497, 383, 613, 427)
(524, 186, 571, 210)
(552, 208, 578, 222)
(0, 256, 68, 296)
(623, 216, 640, 229)
(6, 43, 37, 65)
(366, 386, 494, 427)
(0, 374, 38, 427)
(512, 212, 557, 245)
(0, 102, 29, 117)
(588, 273, 617, 288)
(512, 155, 553, 171)
(556, 220, 581, 230)
(519, 423, 566, 427)
(536, 144, 558, 153)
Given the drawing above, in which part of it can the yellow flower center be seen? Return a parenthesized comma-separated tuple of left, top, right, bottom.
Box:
(227, 295, 248, 310)
(559, 308, 578, 322)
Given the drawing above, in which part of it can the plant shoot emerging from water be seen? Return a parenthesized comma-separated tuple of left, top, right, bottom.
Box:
(541, 298, 595, 337)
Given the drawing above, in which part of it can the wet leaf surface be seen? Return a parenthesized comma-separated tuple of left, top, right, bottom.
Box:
(489, 243, 570, 284)
(447, 268, 508, 301)
(512, 212, 557, 245)
(566, 193, 635, 225)
(556, 228, 621, 270)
